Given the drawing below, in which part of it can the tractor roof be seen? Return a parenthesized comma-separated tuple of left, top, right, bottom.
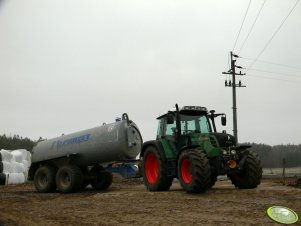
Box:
(157, 106, 208, 119)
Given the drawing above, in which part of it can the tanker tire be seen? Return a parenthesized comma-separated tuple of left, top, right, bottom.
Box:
(90, 170, 113, 190)
(228, 150, 262, 189)
(56, 165, 83, 193)
(34, 165, 57, 193)
(81, 167, 90, 189)
(178, 150, 211, 193)
(142, 146, 173, 191)
(89, 166, 112, 190)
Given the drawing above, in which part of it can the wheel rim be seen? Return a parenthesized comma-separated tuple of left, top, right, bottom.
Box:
(145, 152, 158, 185)
(181, 159, 192, 184)
(38, 173, 48, 188)
(59, 171, 71, 188)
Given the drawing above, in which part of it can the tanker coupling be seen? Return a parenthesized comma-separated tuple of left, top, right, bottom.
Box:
(28, 113, 142, 193)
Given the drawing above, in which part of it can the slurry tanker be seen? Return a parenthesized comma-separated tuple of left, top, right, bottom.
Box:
(28, 114, 142, 193)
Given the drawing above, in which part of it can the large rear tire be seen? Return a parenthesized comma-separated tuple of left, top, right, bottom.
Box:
(228, 150, 262, 189)
(34, 165, 57, 193)
(142, 146, 173, 191)
(56, 165, 83, 193)
(178, 150, 211, 193)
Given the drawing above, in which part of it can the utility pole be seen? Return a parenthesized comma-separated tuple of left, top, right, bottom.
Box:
(222, 52, 245, 144)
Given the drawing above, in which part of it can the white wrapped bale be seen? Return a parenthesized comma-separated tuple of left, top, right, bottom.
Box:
(22, 160, 29, 170)
(6, 173, 25, 184)
(0, 149, 31, 185)
(23, 171, 28, 181)
(27, 152, 32, 167)
(10, 161, 26, 173)
(11, 150, 24, 163)
(0, 161, 13, 173)
(0, 150, 13, 162)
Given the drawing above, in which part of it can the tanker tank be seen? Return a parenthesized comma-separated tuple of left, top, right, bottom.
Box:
(32, 114, 142, 165)
(29, 113, 143, 193)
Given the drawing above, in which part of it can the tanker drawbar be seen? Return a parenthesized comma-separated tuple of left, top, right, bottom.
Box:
(29, 113, 142, 193)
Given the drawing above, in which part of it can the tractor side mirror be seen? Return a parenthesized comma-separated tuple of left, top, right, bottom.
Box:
(221, 115, 226, 126)
(166, 114, 174, 124)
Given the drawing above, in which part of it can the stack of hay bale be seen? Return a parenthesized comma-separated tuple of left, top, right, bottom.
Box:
(0, 149, 31, 185)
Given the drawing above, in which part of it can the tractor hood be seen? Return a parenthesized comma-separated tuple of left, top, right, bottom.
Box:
(211, 133, 236, 148)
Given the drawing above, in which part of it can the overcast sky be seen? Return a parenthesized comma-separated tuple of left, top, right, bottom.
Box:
(1, 0, 301, 146)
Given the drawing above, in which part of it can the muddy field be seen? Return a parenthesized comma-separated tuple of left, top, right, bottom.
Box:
(0, 177, 300, 226)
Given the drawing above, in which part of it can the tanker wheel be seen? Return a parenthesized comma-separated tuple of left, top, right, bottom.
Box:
(56, 165, 83, 193)
(81, 167, 90, 189)
(142, 146, 173, 191)
(178, 150, 211, 193)
(90, 167, 113, 190)
(228, 150, 262, 189)
(34, 165, 57, 193)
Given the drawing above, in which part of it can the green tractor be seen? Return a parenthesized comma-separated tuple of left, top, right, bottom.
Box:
(141, 104, 262, 193)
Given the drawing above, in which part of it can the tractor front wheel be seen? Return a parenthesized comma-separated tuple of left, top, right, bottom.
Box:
(228, 150, 262, 189)
(178, 150, 211, 193)
(142, 146, 172, 191)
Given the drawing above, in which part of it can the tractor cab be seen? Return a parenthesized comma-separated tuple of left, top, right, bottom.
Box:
(156, 105, 232, 154)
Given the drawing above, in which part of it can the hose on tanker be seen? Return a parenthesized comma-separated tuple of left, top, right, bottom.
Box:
(122, 113, 130, 124)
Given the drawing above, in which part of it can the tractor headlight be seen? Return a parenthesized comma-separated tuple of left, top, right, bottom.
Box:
(222, 150, 227, 155)
(230, 150, 236, 155)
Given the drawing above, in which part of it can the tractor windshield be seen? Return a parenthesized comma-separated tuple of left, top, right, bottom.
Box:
(180, 114, 211, 134)
(156, 112, 212, 138)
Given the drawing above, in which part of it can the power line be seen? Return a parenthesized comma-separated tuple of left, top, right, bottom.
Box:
(238, 0, 267, 54)
(247, 68, 301, 79)
(232, 0, 252, 51)
(247, 0, 300, 71)
(248, 73, 301, 84)
(240, 57, 301, 71)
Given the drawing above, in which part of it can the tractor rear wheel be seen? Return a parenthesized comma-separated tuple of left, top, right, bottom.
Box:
(228, 150, 262, 189)
(34, 165, 57, 193)
(142, 146, 173, 191)
(56, 165, 83, 193)
(178, 150, 211, 193)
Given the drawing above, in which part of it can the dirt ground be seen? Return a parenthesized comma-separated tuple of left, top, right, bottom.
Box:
(0, 177, 300, 226)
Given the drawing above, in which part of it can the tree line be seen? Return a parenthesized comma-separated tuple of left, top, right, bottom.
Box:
(0, 134, 300, 168)
(0, 134, 36, 152)
(245, 143, 301, 168)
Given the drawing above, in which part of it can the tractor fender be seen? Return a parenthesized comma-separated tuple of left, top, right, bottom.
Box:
(176, 145, 201, 160)
(141, 140, 167, 161)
